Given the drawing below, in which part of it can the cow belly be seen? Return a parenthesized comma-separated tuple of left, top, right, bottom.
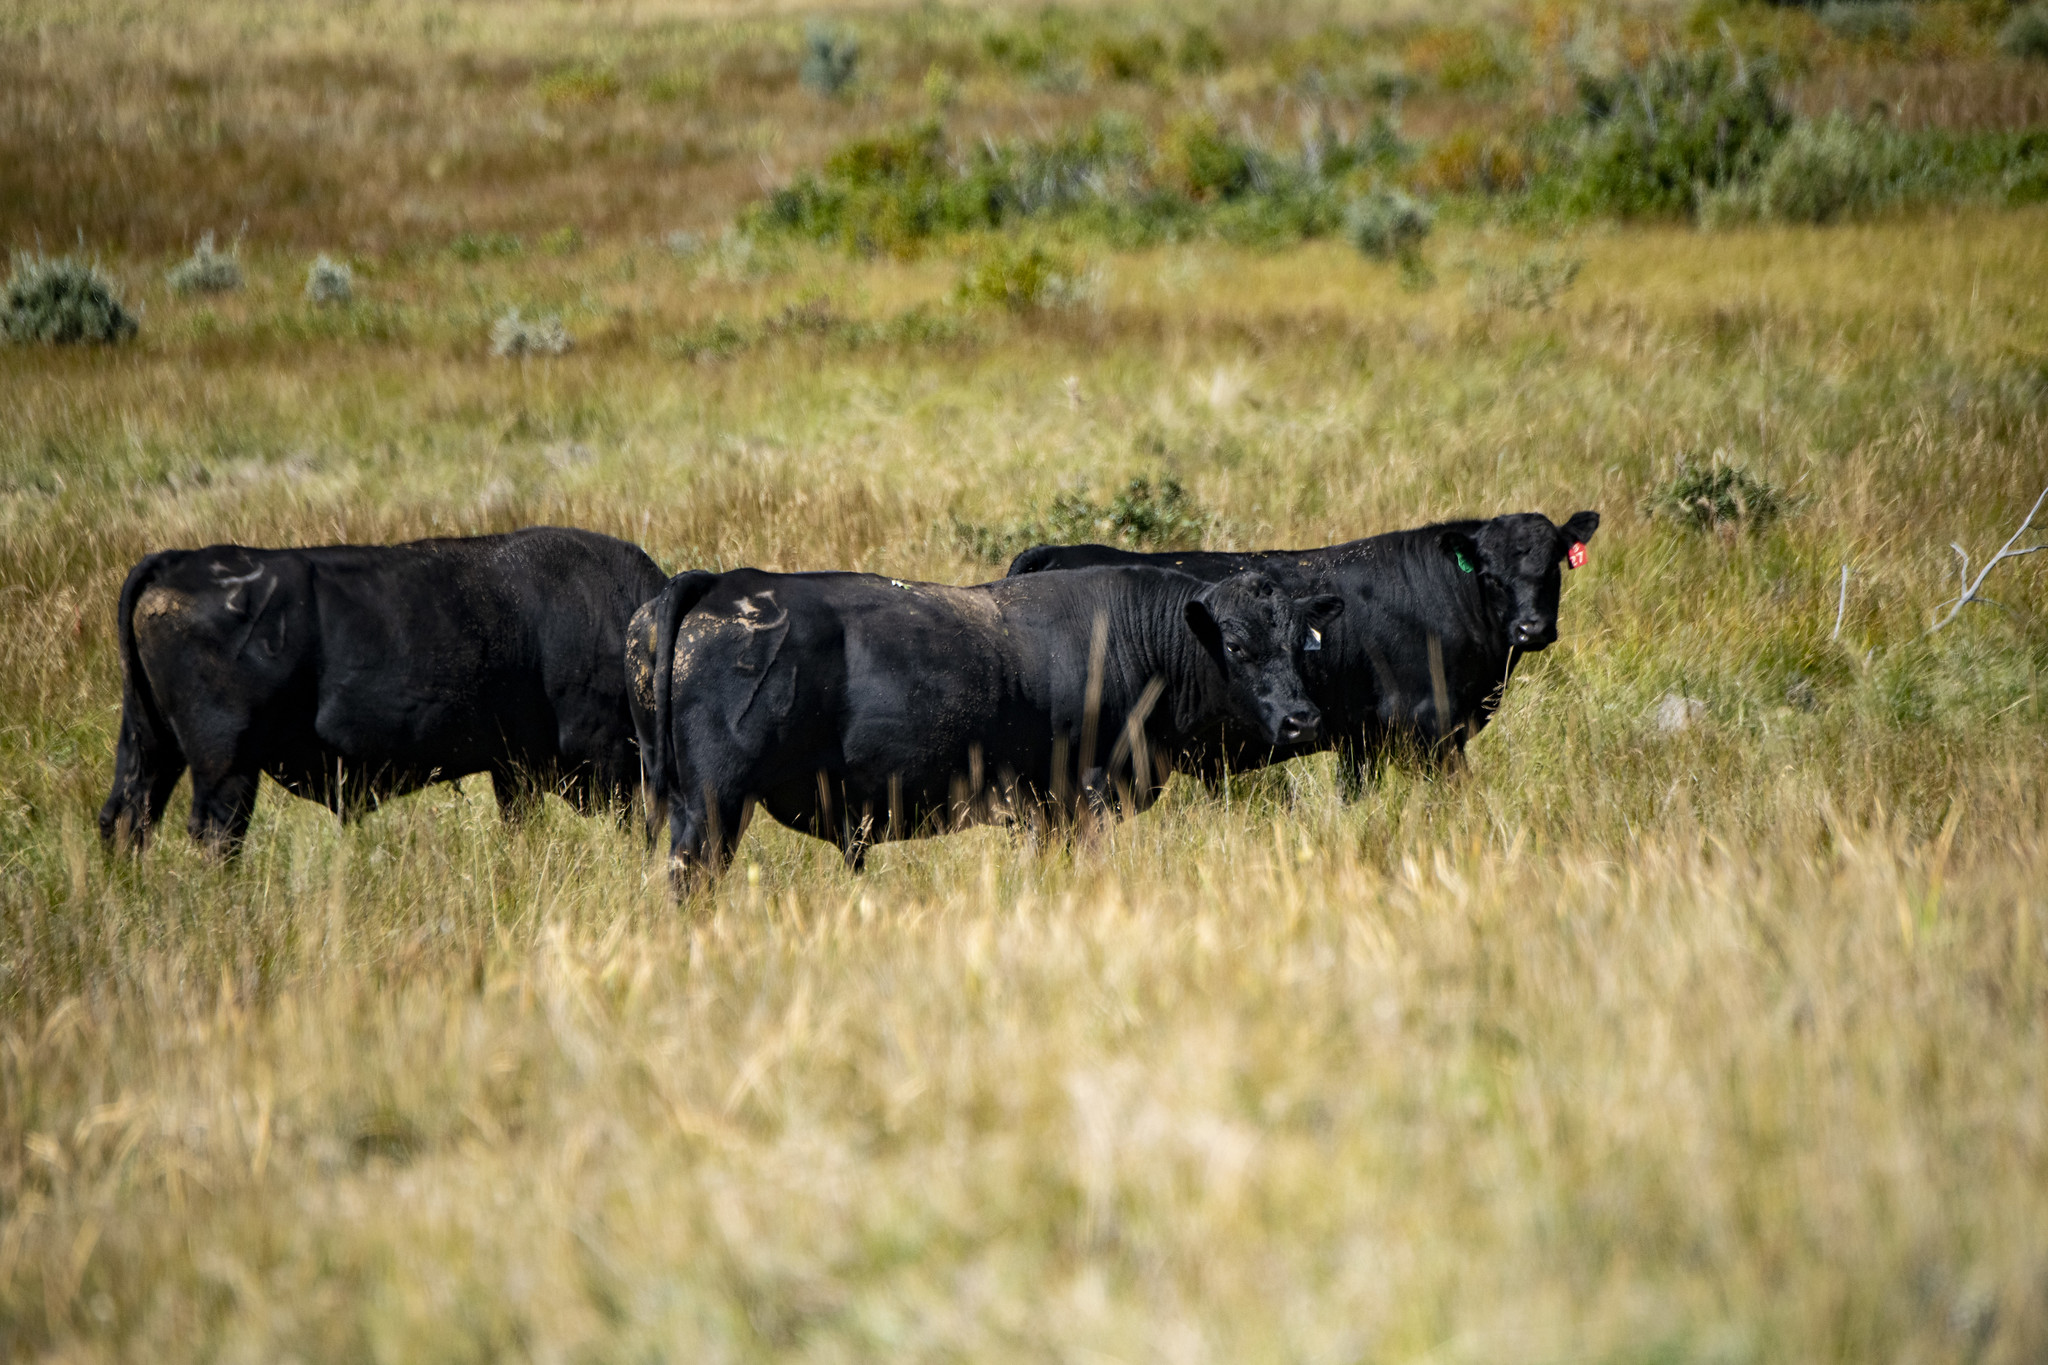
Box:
(311, 675, 557, 781)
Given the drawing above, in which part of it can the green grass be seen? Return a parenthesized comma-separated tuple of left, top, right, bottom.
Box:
(4, 1, 2048, 1359)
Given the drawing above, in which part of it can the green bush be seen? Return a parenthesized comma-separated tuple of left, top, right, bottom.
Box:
(955, 241, 1085, 312)
(3, 253, 139, 344)
(1089, 31, 1167, 83)
(1648, 458, 1786, 532)
(1999, 5, 2048, 62)
(1819, 2, 1915, 45)
(744, 109, 1389, 258)
(537, 65, 620, 106)
(1177, 25, 1228, 74)
(955, 476, 1210, 563)
(1565, 51, 1790, 217)
(1161, 117, 1261, 200)
(165, 232, 244, 296)
(2004, 152, 2048, 205)
(450, 232, 521, 263)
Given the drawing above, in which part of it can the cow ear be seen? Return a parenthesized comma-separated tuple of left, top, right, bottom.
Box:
(1297, 593, 1344, 628)
(1183, 599, 1226, 667)
(1439, 530, 1482, 576)
(1560, 510, 1600, 546)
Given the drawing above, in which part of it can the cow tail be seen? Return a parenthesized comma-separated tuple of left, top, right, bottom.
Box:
(101, 552, 183, 844)
(116, 554, 178, 753)
(650, 570, 721, 814)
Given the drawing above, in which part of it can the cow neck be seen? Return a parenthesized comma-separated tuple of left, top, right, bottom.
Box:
(1421, 530, 1509, 663)
(1104, 577, 1214, 743)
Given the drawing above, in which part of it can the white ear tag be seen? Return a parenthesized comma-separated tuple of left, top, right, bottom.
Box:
(1305, 627, 1322, 652)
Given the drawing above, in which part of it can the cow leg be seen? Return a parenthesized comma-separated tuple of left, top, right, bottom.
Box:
(667, 782, 749, 895)
(187, 764, 260, 859)
(640, 778, 669, 850)
(1333, 730, 1377, 799)
(491, 767, 543, 824)
(841, 812, 874, 875)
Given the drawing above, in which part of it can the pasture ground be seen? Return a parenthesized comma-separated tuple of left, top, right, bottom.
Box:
(4, 1, 2048, 1360)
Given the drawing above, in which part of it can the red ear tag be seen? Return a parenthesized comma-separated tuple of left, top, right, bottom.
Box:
(1566, 541, 1588, 570)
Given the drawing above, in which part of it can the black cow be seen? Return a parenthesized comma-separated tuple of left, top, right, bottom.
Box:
(626, 565, 1341, 882)
(1006, 510, 1599, 785)
(100, 526, 669, 854)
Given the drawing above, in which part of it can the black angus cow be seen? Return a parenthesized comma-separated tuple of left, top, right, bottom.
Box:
(625, 565, 1341, 882)
(100, 526, 669, 854)
(1006, 510, 1599, 785)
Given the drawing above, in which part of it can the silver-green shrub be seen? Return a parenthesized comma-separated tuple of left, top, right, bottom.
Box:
(305, 254, 354, 305)
(1999, 5, 2048, 62)
(1820, 2, 1915, 45)
(490, 307, 571, 358)
(801, 23, 859, 97)
(1752, 115, 1894, 224)
(3, 253, 139, 345)
(166, 232, 244, 296)
(1344, 189, 1433, 262)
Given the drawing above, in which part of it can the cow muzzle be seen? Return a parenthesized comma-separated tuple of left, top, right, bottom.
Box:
(1509, 618, 1553, 649)
(1276, 707, 1321, 745)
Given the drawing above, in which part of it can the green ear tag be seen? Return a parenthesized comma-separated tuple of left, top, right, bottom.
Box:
(1454, 550, 1474, 574)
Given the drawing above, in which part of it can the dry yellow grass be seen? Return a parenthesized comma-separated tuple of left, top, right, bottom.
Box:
(6, 0, 2048, 1359)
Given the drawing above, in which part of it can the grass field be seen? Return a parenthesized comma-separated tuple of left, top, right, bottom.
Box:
(5, 0, 2048, 1360)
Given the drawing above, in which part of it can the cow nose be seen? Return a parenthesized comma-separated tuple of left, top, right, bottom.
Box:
(1278, 708, 1320, 743)
(1511, 619, 1544, 646)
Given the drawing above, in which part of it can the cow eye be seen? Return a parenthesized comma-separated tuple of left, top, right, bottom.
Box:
(1225, 640, 1250, 661)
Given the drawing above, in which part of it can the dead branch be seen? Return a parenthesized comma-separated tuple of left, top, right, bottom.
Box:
(1925, 484, 2048, 636)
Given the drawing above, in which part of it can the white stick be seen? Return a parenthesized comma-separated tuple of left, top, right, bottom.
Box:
(1831, 563, 1850, 643)
(1925, 484, 2048, 636)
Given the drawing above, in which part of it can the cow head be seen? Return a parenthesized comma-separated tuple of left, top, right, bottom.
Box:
(1183, 572, 1345, 746)
(1439, 510, 1599, 651)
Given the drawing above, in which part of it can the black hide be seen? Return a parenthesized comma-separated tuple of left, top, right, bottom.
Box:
(100, 526, 669, 853)
(1006, 510, 1599, 784)
(624, 565, 1340, 881)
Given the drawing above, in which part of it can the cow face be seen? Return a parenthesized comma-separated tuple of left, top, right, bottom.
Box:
(1184, 573, 1345, 746)
(1441, 510, 1599, 651)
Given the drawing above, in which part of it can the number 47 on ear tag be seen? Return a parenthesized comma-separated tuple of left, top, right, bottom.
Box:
(1566, 541, 1588, 570)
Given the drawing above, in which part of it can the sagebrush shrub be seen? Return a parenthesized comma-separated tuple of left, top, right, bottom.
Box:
(1648, 459, 1786, 532)
(304, 255, 353, 305)
(1753, 114, 1893, 223)
(748, 112, 1361, 257)
(165, 232, 243, 296)
(955, 475, 1210, 562)
(2, 253, 138, 344)
(1344, 189, 1433, 263)
(1819, 2, 1915, 45)
(1999, 5, 2048, 62)
(489, 308, 571, 358)
(801, 22, 859, 96)
(1567, 51, 1790, 217)
(1468, 250, 1582, 313)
